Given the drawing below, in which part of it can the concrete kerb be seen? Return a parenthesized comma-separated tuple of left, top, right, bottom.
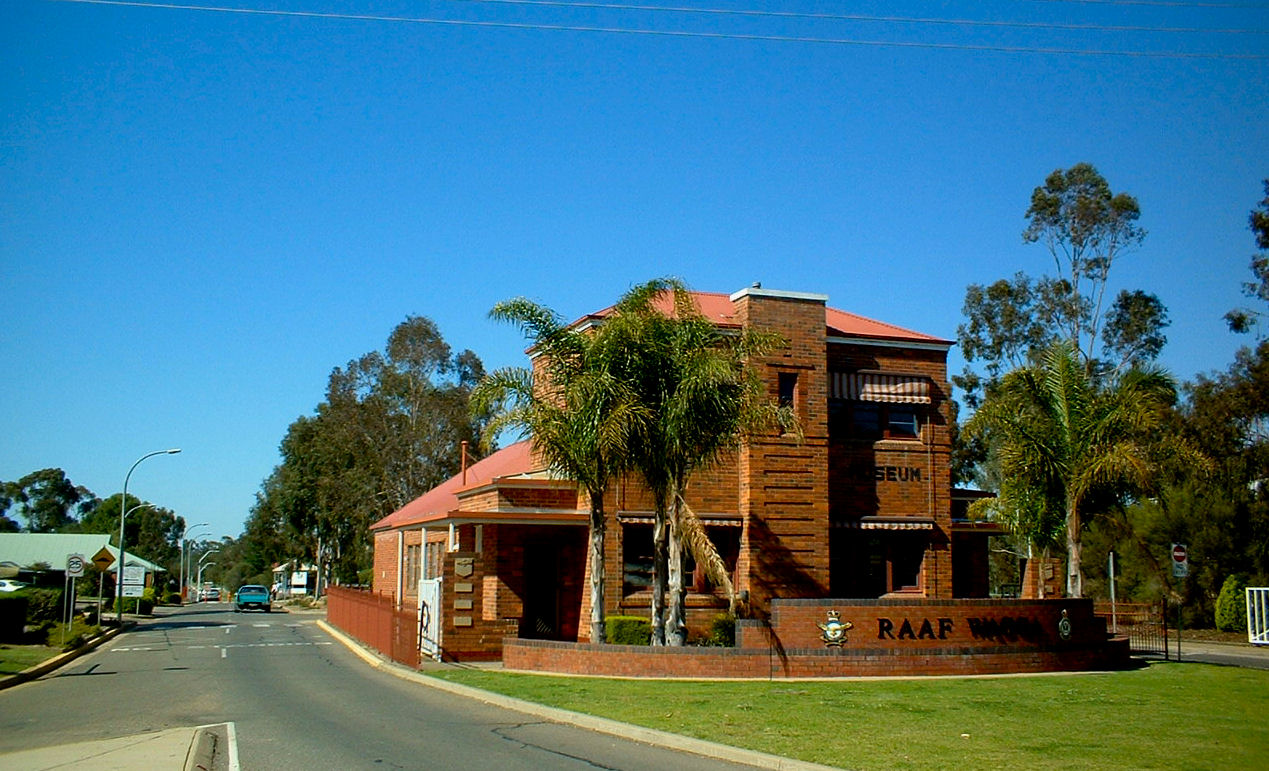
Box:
(183, 727, 218, 771)
(316, 620, 841, 771)
(0, 621, 132, 691)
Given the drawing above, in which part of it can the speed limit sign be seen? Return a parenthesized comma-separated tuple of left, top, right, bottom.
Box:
(66, 553, 86, 578)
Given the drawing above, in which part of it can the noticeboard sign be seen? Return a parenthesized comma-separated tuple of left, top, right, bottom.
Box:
(122, 565, 145, 586)
(122, 584, 145, 598)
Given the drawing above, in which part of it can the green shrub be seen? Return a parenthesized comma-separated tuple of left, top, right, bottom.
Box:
(45, 618, 99, 651)
(112, 594, 155, 615)
(165, 592, 182, 605)
(706, 613, 736, 646)
(1215, 574, 1249, 632)
(605, 615, 651, 645)
(22, 588, 63, 624)
(0, 595, 28, 642)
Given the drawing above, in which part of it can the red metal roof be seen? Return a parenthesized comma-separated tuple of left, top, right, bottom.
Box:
(580, 290, 949, 345)
(370, 440, 539, 532)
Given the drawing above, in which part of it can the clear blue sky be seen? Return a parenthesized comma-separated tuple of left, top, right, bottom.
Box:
(2, 0, 1266, 542)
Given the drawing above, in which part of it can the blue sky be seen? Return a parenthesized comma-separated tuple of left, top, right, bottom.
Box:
(2, 0, 1266, 542)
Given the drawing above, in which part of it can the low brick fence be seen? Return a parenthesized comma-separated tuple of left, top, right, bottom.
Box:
(504, 598, 1130, 678)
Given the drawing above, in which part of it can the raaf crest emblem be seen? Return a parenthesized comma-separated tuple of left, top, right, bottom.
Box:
(818, 610, 853, 647)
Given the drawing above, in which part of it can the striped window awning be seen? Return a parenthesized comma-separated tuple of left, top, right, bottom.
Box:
(617, 513, 743, 527)
(831, 372, 931, 404)
(834, 516, 935, 531)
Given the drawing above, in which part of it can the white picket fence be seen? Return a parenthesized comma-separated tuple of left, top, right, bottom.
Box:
(1249, 587, 1269, 646)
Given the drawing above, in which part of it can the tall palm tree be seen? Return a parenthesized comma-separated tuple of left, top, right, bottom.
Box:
(966, 340, 1184, 597)
(601, 280, 792, 644)
(472, 298, 646, 644)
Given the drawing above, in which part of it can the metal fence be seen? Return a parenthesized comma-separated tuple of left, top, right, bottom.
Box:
(1249, 587, 1269, 646)
(327, 586, 420, 669)
(1094, 600, 1167, 656)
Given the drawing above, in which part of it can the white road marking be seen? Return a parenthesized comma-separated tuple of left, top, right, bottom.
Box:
(112, 641, 333, 653)
(252, 623, 270, 628)
(221, 648, 227, 659)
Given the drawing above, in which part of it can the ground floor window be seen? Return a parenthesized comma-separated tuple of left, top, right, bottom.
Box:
(424, 541, 442, 580)
(405, 544, 421, 591)
(622, 523, 740, 596)
(831, 530, 928, 597)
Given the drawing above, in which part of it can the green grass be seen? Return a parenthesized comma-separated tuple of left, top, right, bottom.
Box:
(0, 619, 101, 677)
(0, 643, 60, 676)
(430, 662, 1268, 770)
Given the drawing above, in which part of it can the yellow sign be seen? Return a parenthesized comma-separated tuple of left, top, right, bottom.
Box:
(92, 547, 115, 571)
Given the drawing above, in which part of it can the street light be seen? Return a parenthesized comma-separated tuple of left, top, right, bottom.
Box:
(180, 523, 210, 602)
(195, 549, 219, 601)
(116, 448, 181, 624)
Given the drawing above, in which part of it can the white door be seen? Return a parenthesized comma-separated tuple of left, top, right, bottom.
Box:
(418, 577, 443, 660)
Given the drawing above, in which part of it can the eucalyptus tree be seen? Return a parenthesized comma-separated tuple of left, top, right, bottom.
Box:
(966, 341, 1191, 597)
(956, 163, 1168, 411)
(602, 280, 792, 645)
(252, 315, 487, 584)
(472, 298, 647, 645)
(3, 468, 97, 533)
(1225, 179, 1269, 336)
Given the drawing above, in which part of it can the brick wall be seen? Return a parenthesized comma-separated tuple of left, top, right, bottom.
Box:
(504, 598, 1129, 678)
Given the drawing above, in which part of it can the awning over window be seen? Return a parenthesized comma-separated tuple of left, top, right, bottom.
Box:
(834, 516, 936, 531)
(831, 372, 931, 404)
(617, 513, 743, 527)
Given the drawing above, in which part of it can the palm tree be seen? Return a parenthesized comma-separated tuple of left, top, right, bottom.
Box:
(601, 280, 792, 644)
(966, 340, 1184, 597)
(472, 298, 646, 644)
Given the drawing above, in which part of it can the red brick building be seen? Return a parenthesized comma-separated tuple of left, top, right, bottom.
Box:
(370, 286, 1000, 660)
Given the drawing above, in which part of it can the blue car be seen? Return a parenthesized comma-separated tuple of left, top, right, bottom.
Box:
(234, 584, 271, 613)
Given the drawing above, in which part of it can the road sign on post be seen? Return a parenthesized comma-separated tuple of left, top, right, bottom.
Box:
(91, 547, 115, 571)
(66, 554, 86, 578)
(1172, 543, 1189, 578)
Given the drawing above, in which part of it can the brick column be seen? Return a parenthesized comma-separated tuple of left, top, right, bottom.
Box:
(731, 287, 831, 616)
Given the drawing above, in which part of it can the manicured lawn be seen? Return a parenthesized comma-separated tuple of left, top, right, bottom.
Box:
(0, 644, 60, 676)
(431, 662, 1268, 770)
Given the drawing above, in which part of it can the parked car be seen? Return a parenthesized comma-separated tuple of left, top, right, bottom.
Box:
(234, 584, 271, 613)
(204, 587, 220, 602)
(0, 579, 27, 592)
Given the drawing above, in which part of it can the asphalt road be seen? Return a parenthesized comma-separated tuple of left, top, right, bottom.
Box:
(0, 604, 769, 770)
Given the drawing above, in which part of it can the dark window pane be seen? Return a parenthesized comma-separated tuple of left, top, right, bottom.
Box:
(888, 406, 919, 438)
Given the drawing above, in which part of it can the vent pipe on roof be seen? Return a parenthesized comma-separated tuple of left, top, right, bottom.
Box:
(461, 440, 469, 485)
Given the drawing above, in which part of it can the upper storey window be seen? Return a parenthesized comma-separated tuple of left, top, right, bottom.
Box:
(830, 371, 929, 441)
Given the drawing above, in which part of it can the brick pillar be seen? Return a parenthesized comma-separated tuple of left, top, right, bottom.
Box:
(732, 287, 831, 616)
(1021, 555, 1064, 599)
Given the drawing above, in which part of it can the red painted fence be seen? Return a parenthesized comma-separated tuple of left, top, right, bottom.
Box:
(326, 586, 419, 669)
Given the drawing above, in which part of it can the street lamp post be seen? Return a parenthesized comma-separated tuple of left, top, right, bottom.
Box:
(116, 448, 181, 624)
(195, 549, 219, 601)
(180, 523, 210, 602)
